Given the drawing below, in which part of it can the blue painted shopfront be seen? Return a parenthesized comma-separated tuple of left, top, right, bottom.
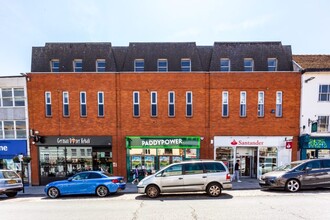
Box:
(299, 135, 330, 159)
(0, 140, 27, 159)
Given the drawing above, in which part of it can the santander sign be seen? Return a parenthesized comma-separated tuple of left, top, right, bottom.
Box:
(230, 139, 264, 146)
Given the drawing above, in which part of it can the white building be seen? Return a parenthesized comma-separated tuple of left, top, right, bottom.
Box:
(293, 55, 330, 159)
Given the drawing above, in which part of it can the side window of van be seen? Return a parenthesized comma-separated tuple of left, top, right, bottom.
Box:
(184, 163, 204, 175)
(162, 164, 183, 176)
(322, 160, 330, 168)
(204, 162, 226, 173)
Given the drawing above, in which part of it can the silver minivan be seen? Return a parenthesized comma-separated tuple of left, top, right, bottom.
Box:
(137, 160, 232, 198)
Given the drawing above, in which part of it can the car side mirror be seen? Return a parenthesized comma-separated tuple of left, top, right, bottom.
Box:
(68, 177, 73, 181)
(305, 167, 312, 172)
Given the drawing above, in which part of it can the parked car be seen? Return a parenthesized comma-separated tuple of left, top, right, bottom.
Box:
(259, 159, 330, 192)
(44, 171, 126, 199)
(137, 160, 232, 198)
(260, 163, 277, 174)
(0, 169, 23, 197)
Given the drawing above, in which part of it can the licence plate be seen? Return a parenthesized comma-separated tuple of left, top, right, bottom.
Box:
(8, 180, 16, 184)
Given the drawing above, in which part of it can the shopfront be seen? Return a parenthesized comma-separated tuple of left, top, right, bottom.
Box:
(214, 136, 292, 178)
(299, 135, 330, 159)
(126, 136, 200, 181)
(37, 136, 112, 185)
(0, 140, 29, 184)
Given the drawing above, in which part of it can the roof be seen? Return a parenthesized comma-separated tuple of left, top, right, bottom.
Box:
(293, 55, 330, 72)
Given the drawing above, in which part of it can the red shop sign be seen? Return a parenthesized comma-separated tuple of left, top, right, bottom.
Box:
(286, 141, 293, 149)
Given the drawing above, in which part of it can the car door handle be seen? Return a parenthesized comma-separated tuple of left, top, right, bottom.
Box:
(202, 176, 207, 178)
(178, 177, 183, 180)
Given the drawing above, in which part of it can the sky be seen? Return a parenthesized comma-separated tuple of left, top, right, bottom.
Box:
(0, 0, 329, 76)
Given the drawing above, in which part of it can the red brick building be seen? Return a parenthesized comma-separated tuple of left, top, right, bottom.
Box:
(27, 42, 300, 185)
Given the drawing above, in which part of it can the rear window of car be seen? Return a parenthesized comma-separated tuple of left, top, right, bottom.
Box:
(204, 162, 226, 173)
(1, 171, 20, 179)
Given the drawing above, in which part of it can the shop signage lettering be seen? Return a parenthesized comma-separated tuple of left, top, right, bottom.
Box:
(142, 139, 183, 146)
(231, 139, 264, 146)
(0, 145, 8, 151)
(308, 139, 327, 149)
(57, 137, 91, 145)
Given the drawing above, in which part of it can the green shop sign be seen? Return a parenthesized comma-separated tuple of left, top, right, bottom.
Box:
(126, 136, 200, 149)
(308, 139, 328, 149)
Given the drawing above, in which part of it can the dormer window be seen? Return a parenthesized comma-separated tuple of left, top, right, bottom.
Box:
(181, 59, 191, 72)
(158, 59, 168, 72)
(244, 58, 254, 71)
(268, 58, 277, 71)
(73, 59, 83, 72)
(50, 59, 59, 72)
(134, 59, 144, 72)
(96, 59, 106, 72)
(220, 58, 230, 71)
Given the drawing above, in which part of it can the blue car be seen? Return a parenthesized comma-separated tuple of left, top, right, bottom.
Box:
(44, 171, 126, 199)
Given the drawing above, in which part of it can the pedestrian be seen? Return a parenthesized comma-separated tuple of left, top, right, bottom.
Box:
(234, 160, 242, 182)
(131, 165, 139, 184)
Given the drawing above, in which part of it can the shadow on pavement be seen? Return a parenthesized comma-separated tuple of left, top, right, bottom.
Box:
(135, 192, 233, 201)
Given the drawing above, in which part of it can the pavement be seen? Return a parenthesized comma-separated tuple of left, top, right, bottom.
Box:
(15, 178, 260, 196)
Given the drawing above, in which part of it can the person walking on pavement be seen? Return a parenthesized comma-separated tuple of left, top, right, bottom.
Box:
(234, 160, 242, 182)
(131, 165, 139, 184)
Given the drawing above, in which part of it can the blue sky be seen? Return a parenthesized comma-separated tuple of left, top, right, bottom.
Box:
(0, 0, 329, 76)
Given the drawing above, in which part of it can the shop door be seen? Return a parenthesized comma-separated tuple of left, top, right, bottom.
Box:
(238, 147, 257, 178)
(92, 149, 112, 173)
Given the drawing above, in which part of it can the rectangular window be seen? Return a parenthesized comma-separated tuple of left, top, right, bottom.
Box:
(96, 59, 106, 72)
(15, 121, 26, 138)
(80, 92, 87, 117)
(4, 121, 15, 139)
(2, 88, 13, 107)
(168, 91, 175, 117)
(80, 149, 86, 156)
(158, 59, 168, 72)
(45, 92, 52, 117)
(50, 59, 60, 72)
(98, 92, 104, 117)
(150, 91, 157, 117)
(63, 92, 70, 117)
(319, 85, 330, 101)
(134, 59, 144, 72)
(73, 59, 83, 72)
(276, 91, 282, 117)
(220, 58, 230, 71)
(268, 58, 277, 71)
(258, 91, 264, 117)
(317, 116, 330, 132)
(0, 121, 3, 139)
(181, 59, 191, 72)
(240, 91, 247, 117)
(14, 88, 25, 106)
(244, 58, 254, 71)
(87, 149, 92, 157)
(222, 91, 229, 117)
(71, 149, 77, 157)
(186, 91, 193, 117)
(133, 91, 140, 117)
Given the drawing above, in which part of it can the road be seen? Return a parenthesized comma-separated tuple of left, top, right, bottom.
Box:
(1, 189, 330, 220)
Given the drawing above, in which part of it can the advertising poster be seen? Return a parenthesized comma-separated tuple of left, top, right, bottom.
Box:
(131, 156, 142, 169)
(159, 156, 170, 169)
(172, 156, 182, 163)
(144, 156, 155, 170)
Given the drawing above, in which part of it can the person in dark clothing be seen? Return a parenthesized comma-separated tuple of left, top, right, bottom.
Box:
(234, 160, 241, 182)
(131, 165, 139, 184)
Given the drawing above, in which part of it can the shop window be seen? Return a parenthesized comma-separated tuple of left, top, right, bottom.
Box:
(216, 147, 234, 174)
(259, 147, 277, 175)
(165, 149, 173, 154)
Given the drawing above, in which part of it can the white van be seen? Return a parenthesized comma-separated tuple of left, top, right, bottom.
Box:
(137, 160, 232, 198)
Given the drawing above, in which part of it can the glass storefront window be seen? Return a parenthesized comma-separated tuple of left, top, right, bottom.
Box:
(259, 147, 277, 175)
(216, 147, 234, 174)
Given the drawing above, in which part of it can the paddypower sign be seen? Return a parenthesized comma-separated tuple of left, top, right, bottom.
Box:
(126, 136, 200, 149)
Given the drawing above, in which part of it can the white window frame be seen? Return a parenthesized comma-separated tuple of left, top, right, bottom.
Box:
(96, 59, 106, 72)
(133, 91, 140, 117)
(50, 59, 60, 72)
(240, 91, 247, 117)
(168, 91, 175, 117)
(276, 91, 282, 117)
(222, 91, 229, 117)
(220, 58, 230, 71)
(157, 59, 168, 72)
(244, 58, 254, 71)
(45, 91, 52, 117)
(1, 88, 25, 107)
(186, 91, 193, 117)
(63, 91, 70, 117)
(73, 59, 83, 72)
(80, 91, 87, 117)
(319, 85, 330, 102)
(150, 91, 158, 117)
(268, 58, 277, 71)
(317, 116, 330, 132)
(134, 59, 144, 72)
(258, 91, 264, 117)
(181, 59, 191, 72)
(97, 91, 104, 117)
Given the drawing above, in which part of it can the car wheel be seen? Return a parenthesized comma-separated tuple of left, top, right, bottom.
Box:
(47, 187, 60, 199)
(5, 192, 18, 197)
(286, 179, 300, 192)
(146, 185, 160, 198)
(96, 186, 109, 197)
(207, 183, 222, 197)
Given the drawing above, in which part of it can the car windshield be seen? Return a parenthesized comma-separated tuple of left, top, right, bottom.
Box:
(275, 162, 303, 171)
(2, 171, 20, 179)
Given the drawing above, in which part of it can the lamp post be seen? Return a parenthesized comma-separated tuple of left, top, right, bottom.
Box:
(18, 153, 24, 193)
